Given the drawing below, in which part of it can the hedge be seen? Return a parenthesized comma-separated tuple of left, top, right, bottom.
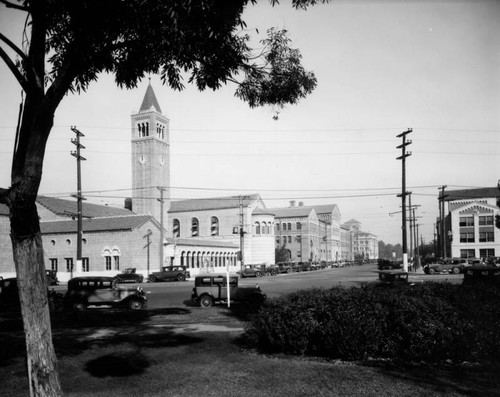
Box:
(243, 283, 500, 363)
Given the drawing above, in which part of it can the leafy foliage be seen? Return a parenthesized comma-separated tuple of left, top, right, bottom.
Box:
(244, 283, 500, 363)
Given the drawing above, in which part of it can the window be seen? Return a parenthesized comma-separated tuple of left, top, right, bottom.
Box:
(82, 257, 89, 272)
(66, 239, 72, 246)
(287, 223, 292, 230)
(172, 219, 180, 237)
(105, 256, 112, 271)
(255, 222, 261, 235)
(65, 258, 74, 272)
(283, 236, 286, 245)
(276, 223, 280, 231)
(479, 215, 494, 226)
(191, 218, 199, 237)
(479, 232, 494, 242)
(460, 249, 475, 258)
(276, 237, 280, 244)
(288, 236, 292, 244)
(114, 256, 120, 270)
(460, 233, 475, 243)
(49, 258, 58, 272)
(296, 222, 302, 230)
(262, 222, 268, 234)
(211, 217, 219, 236)
(479, 249, 495, 258)
(459, 216, 474, 227)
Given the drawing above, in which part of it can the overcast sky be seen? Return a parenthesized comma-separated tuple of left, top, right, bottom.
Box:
(0, 0, 499, 245)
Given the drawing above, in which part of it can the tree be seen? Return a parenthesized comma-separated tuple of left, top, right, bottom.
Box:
(0, 0, 326, 394)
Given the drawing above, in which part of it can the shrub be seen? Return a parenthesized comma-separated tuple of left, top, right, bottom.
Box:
(243, 283, 500, 363)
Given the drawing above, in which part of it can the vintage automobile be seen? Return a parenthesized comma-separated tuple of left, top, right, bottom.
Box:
(191, 273, 267, 308)
(148, 266, 191, 282)
(261, 264, 279, 276)
(63, 276, 147, 311)
(463, 265, 500, 285)
(423, 258, 469, 275)
(112, 267, 144, 287)
(276, 262, 292, 274)
(0, 277, 64, 312)
(45, 269, 59, 286)
(238, 264, 265, 278)
(366, 270, 413, 288)
(377, 259, 403, 271)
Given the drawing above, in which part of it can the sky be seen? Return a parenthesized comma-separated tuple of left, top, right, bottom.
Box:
(0, 0, 499, 245)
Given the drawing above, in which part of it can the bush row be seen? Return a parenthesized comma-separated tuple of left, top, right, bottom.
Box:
(243, 283, 500, 363)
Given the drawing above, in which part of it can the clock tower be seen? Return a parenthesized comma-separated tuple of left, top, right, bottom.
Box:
(131, 82, 170, 224)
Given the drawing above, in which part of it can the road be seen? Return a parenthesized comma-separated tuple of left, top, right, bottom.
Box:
(50, 264, 463, 310)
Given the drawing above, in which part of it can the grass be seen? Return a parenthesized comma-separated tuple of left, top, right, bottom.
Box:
(1, 306, 499, 397)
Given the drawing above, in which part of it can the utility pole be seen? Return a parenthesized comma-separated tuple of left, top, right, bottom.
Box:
(397, 128, 412, 271)
(71, 126, 86, 278)
(143, 229, 152, 276)
(408, 194, 413, 262)
(439, 186, 448, 258)
(239, 196, 245, 269)
(157, 186, 167, 271)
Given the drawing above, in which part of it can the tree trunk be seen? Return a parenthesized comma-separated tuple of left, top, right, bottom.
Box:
(10, 201, 63, 396)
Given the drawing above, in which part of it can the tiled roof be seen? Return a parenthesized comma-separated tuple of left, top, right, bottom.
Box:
(41, 215, 155, 234)
(37, 196, 133, 218)
(169, 194, 261, 213)
(443, 187, 500, 201)
(270, 206, 315, 218)
(139, 83, 162, 113)
(165, 237, 238, 249)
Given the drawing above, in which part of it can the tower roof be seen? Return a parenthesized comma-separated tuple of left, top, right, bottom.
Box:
(139, 82, 162, 114)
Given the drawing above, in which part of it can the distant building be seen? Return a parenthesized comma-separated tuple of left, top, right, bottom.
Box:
(440, 186, 500, 259)
(272, 201, 342, 263)
(341, 219, 379, 260)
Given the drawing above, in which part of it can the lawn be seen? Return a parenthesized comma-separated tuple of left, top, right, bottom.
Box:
(1, 306, 499, 396)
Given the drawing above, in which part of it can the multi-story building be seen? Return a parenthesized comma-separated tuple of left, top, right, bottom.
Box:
(440, 186, 500, 260)
(341, 219, 379, 260)
(272, 201, 342, 263)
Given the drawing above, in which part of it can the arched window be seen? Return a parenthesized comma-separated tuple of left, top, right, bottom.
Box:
(172, 219, 180, 237)
(255, 222, 261, 235)
(211, 217, 219, 236)
(191, 218, 199, 237)
(262, 222, 268, 234)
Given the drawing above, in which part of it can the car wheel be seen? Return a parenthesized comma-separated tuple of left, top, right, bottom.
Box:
(73, 302, 87, 311)
(255, 272, 262, 278)
(148, 275, 156, 283)
(429, 268, 436, 275)
(199, 295, 214, 308)
(176, 274, 186, 281)
(129, 299, 144, 310)
(452, 267, 460, 274)
(286, 268, 292, 273)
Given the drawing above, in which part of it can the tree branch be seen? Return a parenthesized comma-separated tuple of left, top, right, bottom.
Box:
(0, 0, 28, 12)
(0, 45, 29, 92)
(0, 31, 29, 63)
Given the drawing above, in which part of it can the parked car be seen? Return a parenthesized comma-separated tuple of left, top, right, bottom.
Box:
(1, 277, 64, 312)
(261, 264, 279, 276)
(290, 262, 304, 272)
(45, 269, 59, 286)
(112, 267, 144, 287)
(63, 276, 147, 311)
(377, 259, 403, 270)
(238, 264, 265, 278)
(276, 262, 292, 274)
(366, 270, 414, 288)
(191, 273, 267, 308)
(148, 266, 191, 282)
(423, 258, 469, 275)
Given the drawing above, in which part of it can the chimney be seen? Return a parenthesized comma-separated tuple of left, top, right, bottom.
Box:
(125, 197, 133, 211)
(290, 200, 296, 207)
(298, 201, 304, 207)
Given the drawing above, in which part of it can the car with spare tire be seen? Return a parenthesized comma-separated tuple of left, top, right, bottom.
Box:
(148, 266, 191, 282)
(191, 273, 267, 308)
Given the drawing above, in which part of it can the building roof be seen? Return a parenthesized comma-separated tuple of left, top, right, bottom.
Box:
(443, 187, 500, 201)
(271, 206, 315, 218)
(41, 215, 156, 234)
(139, 82, 162, 114)
(169, 194, 261, 213)
(37, 196, 133, 218)
(342, 219, 361, 226)
(252, 207, 275, 216)
(165, 237, 238, 249)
